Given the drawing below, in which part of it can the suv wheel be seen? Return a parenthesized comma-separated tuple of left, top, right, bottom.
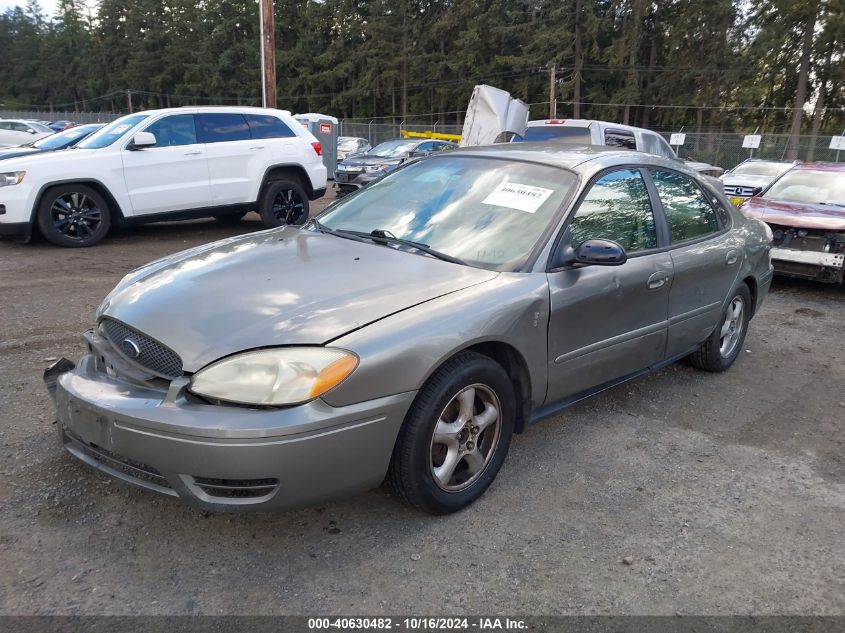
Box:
(258, 180, 309, 227)
(36, 184, 111, 247)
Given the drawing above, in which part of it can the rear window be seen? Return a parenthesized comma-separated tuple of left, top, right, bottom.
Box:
(246, 114, 296, 139)
(604, 129, 637, 150)
(199, 113, 251, 143)
(522, 126, 592, 144)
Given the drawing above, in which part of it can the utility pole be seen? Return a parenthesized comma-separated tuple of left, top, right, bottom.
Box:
(548, 63, 557, 119)
(126, 89, 133, 114)
(259, 0, 277, 108)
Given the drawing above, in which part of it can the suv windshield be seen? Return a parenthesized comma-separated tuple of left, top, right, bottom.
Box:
(77, 114, 148, 149)
(764, 169, 845, 205)
(522, 126, 592, 144)
(731, 162, 789, 177)
(317, 155, 576, 269)
(367, 139, 419, 158)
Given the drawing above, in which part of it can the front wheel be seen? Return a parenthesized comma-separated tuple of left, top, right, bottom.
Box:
(385, 351, 515, 514)
(36, 184, 111, 247)
(258, 180, 309, 228)
(689, 284, 752, 372)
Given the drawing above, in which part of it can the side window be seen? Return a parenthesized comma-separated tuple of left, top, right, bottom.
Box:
(144, 114, 198, 147)
(417, 141, 436, 153)
(641, 132, 672, 158)
(0, 122, 10, 130)
(434, 142, 453, 152)
(604, 129, 636, 150)
(569, 168, 658, 253)
(198, 113, 251, 143)
(650, 169, 720, 243)
(12, 122, 30, 132)
(245, 114, 296, 139)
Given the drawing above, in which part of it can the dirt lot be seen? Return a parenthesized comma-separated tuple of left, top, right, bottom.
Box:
(1, 200, 843, 616)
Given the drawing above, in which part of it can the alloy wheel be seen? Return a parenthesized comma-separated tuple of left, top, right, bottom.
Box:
(50, 192, 103, 241)
(719, 296, 745, 358)
(429, 384, 502, 491)
(272, 188, 306, 224)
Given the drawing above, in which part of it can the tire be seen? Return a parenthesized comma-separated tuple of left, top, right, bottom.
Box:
(258, 179, 309, 227)
(36, 184, 111, 247)
(385, 351, 515, 515)
(689, 283, 752, 372)
(214, 211, 247, 225)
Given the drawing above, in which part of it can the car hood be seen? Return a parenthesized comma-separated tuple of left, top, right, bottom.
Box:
(98, 227, 499, 372)
(340, 155, 404, 167)
(0, 147, 42, 160)
(720, 174, 775, 189)
(740, 196, 845, 231)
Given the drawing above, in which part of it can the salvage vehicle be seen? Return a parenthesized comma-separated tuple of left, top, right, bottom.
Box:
(720, 159, 798, 205)
(0, 123, 103, 162)
(45, 144, 772, 515)
(336, 136, 371, 162)
(739, 162, 845, 284)
(519, 119, 678, 160)
(334, 138, 456, 197)
(0, 107, 327, 247)
(0, 119, 54, 147)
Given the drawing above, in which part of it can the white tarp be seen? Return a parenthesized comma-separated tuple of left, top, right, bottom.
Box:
(459, 85, 529, 147)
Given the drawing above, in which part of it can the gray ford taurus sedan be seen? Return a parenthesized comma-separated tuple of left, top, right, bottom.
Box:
(45, 144, 774, 514)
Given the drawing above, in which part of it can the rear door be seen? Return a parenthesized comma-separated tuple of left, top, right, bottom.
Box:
(647, 168, 742, 357)
(199, 112, 264, 206)
(546, 167, 673, 402)
(121, 113, 212, 216)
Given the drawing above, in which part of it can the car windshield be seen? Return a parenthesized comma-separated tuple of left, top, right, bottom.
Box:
(763, 169, 845, 205)
(522, 126, 592, 144)
(316, 155, 577, 269)
(33, 125, 100, 149)
(367, 139, 419, 158)
(76, 114, 148, 149)
(338, 137, 363, 151)
(731, 162, 789, 177)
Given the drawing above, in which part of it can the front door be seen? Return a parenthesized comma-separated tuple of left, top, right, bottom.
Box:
(121, 113, 212, 216)
(546, 167, 672, 402)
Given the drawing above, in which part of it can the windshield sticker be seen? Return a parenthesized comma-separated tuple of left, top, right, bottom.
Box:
(481, 182, 554, 213)
(112, 124, 132, 134)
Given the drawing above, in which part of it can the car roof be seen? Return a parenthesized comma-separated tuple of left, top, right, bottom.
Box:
(526, 118, 660, 135)
(793, 162, 845, 172)
(450, 142, 682, 172)
(129, 106, 294, 117)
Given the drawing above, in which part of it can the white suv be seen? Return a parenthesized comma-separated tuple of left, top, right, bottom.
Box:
(0, 107, 327, 247)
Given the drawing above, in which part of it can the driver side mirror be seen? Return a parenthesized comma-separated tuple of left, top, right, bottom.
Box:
(574, 239, 628, 266)
(129, 132, 157, 150)
(26, 128, 37, 134)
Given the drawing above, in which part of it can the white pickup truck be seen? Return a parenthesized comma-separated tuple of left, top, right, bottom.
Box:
(521, 119, 679, 160)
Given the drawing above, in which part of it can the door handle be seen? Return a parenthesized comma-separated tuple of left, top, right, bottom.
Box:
(726, 250, 738, 266)
(184, 150, 202, 156)
(647, 271, 670, 289)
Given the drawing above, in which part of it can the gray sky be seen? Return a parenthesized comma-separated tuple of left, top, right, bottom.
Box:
(1, 1, 66, 17)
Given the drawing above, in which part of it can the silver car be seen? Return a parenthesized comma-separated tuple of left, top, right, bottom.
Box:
(45, 145, 773, 515)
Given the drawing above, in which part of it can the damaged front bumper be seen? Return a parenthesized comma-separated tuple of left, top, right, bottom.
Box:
(769, 225, 845, 284)
(43, 355, 414, 512)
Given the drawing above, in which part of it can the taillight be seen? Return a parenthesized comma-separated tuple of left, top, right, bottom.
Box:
(311, 142, 322, 156)
(546, 119, 565, 124)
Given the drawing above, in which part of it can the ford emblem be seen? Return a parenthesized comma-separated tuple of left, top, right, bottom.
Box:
(121, 338, 141, 359)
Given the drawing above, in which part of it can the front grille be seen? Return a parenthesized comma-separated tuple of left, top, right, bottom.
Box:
(192, 476, 279, 499)
(723, 185, 756, 197)
(100, 318, 183, 379)
(65, 429, 172, 491)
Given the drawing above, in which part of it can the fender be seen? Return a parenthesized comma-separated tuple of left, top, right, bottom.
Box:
(29, 178, 127, 226)
(257, 163, 324, 202)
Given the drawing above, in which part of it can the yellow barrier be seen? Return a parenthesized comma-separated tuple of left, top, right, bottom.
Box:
(401, 130, 462, 142)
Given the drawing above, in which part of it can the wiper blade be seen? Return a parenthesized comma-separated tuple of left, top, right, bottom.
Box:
(341, 229, 467, 265)
(306, 219, 372, 244)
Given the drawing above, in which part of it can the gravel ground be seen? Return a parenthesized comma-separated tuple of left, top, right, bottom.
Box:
(1, 199, 843, 616)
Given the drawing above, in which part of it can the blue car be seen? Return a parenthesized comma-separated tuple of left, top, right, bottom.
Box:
(0, 123, 103, 161)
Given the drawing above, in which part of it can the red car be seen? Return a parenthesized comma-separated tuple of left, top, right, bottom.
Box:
(740, 162, 845, 284)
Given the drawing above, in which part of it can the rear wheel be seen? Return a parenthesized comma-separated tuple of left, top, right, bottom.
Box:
(258, 179, 309, 227)
(385, 351, 515, 514)
(36, 184, 111, 247)
(689, 284, 751, 372)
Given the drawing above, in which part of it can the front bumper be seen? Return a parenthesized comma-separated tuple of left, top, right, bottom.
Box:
(333, 171, 383, 196)
(47, 355, 415, 511)
(0, 182, 35, 235)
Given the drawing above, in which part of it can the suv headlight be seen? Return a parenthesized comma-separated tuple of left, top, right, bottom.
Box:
(190, 347, 358, 406)
(0, 171, 25, 187)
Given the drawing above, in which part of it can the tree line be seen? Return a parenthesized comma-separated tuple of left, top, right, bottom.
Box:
(1, 0, 843, 148)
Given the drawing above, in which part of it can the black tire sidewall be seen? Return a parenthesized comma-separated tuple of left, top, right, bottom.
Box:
(700, 284, 752, 371)
(258, 180, 309, 227)
(36, 184, 111, 247)
(398, 354, 515, 514)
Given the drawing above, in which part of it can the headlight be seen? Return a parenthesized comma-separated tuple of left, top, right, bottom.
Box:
(0, 171, 25, 187)
(190, 347, 358, 406)
(364, 164, 390, 172)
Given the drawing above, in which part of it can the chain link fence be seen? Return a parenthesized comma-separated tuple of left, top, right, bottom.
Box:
(3, 110, 842, 170)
